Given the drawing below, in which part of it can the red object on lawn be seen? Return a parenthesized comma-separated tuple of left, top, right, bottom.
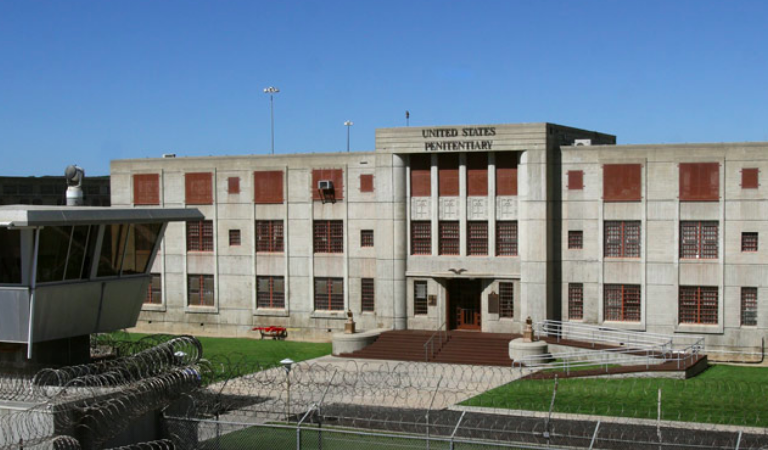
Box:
(252, 326, 288, 340)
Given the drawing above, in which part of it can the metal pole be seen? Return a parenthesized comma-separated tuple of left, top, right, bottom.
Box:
(588, 421, 601, 450)
(425, 375, 443, 450)
(270, 94, 275, 155)
(347, 124, 350, 152)
(544, 376, 558, 441)
(735, 430, 743, 450)
(657, 388, 662, 450)
(449, 411, 466, 450)
(26, 228, 41, 359)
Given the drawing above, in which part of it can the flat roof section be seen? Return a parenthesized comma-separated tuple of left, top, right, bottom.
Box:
(0, 205, 203, 227)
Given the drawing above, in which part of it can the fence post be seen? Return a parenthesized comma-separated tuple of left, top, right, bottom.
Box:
(735, 430, 743, 450)
(425, 375, 443, 450)
(544, 376, 558, 441)
(657, 388, 662, 450)
(317, 369, 338, 450)
(449, 411, 466, 450)
(588, 421, 601, 450)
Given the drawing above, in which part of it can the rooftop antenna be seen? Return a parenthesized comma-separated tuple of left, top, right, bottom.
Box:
(64, 165, 85, 206)
(405, 110, 410, 127)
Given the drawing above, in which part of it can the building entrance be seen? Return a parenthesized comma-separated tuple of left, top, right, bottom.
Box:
(448, 279, 481, 330)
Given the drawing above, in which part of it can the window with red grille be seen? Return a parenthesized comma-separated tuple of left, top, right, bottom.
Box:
(188, 274, 214, 306)
(186, 220, 214, 252)
(314, 278, 344, 311)
(603, 164, 642, 202)
(144, 273, 162, 305)
(568, 230, 583, 250)
(257, 276, 284, 309)
(361, 278, 375, 312)
(496, 221, 518, 256)
(439, 221, 460, 255)
(438, 154, 459, 196)
(361, 229, 374, 248)
(604, 284, 641, 322)
(185, 172, 213, 205)
(604, 221, 641, 258)
(312, 169, 344, 200)
(410, 154, 431, 197)
(256, 221, 284, 253)
(229, 229, 241, 247)
(499, 282, 514, 318)
(411, 221, 431, 255)
(467, 221, 488, 256)
(679, 163, 719, 201)
(741, 287, 757, 326)
(467, 153, 488, 196)
(228, 177, 240, 194)
(679, 286, 718, 324)
(741, 168, 759, 189)
(414, 281, 428, 315)
(742, 232, 758, 252)
(569, 283, 583, 320)
(313, 220, 344, 253)
(360, 174, 374, 193)
(133, 174, 160, 205)
(254, 171, 284, 204)
(496, 152, 518, 196)
(680, 221, 718, 259)
(568, 170, 584, 190)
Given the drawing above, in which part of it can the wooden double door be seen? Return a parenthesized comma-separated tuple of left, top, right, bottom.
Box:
(448, 279, 482, 330)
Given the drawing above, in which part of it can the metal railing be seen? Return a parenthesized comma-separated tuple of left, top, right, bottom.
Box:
(513, 347, 665, 373)
(423, 321, 448, 362)
(536, 320, 674, 351)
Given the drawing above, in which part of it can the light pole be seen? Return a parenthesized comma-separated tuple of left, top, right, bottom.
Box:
(280, 358, 294, 420)
(263, 86, 280, 154)
(344, 120, 353, 152)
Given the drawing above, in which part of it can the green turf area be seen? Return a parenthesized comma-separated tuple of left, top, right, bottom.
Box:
(542, 362, 621, 373)
(462, 364, 768, 427)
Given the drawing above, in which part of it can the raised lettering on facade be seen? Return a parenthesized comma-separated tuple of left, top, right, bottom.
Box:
(423, 127, 496, 152)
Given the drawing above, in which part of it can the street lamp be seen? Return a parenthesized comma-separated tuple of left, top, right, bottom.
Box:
(263, 86, 280, 154)
(280, 358, 294, 420)
(344, 120, 353, 152)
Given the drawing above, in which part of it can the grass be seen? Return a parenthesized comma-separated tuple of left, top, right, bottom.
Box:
(542, 362, 621, 373)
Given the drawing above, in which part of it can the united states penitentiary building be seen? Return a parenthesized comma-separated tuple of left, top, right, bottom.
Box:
(110, 122, 768, 355)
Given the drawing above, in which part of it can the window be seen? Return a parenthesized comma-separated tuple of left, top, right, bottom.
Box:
(256, 221, 284, 253)
(228, 177, 240, 194)
(568, 230, 583, 250)
(414, 281, 428, 315)
(185, 172, 213, 205)
(314, 278, 344, 311)
(467, 222, 488, 256)
(741, 168, 759, 189)
(410, 154, 431, 197)
(188, 274, 214, 307)
(679, 163, 719, 201)
(604, 221, 641, 258)
(604, 284, 641, 322)
(254, 171, 284, 204)
(145, 274, 162, 305)
(312, 169, 344, 200)
(0, 228, 22, 284)
(603, 164, 642, 202)
(411, 221, 431, 255)
(229, 229, 241, 246)
(133, 174, 160, 205)
(187, 220, 214, 252)
(439, 221, 459, 255)
(361, 278, 375, 312)
(679, 286, 718, 324)
(742, 232, 758, 252)
(496, 221, 518, 256)
(438, 154, 459, 196)
(361, 229, 374, 248)
(680, 221, 718, 259)
(741, 287, 758, 326)
(499, 282, 514, 318)
(314, 220, 344, 253)
(496, 152, 518, 196)
(568, 170, 584, 190)
(257, 276, 285, 309)
(360, 174, 374, 193)
(569, 283, 583, 320)
(122, 223, 164, 275)
(467, 153, 488, 196)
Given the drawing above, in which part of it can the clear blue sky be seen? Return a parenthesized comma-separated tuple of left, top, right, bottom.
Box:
(1, 0, 767, 176)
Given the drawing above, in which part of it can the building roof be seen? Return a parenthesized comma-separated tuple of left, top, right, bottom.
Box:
(0, 205, 202, 227)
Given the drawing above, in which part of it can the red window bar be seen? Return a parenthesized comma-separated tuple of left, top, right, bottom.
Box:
(145, 273, 162, 304)
(679, 286, 718, 324)
(314, 278, 344, 311)
(467, 221, 488, 256)
(568, 230, 583, 250)
(439, 222, 460, 255)
(680, 221, 718, 259)
(496, 221, 518, 256)
(188, 274, 214, 307)
(569, 283, 583, 320)
(257, 276, 285, 309)
(313, 220, 344, 253)
(411, 221, 432, 255)
(229, 229, 241, 246)
(499, 282, 514, 318)
(604, 284, 641, 322)
(604, 221, 641, 258)
(256, 221, 284, 253)
(186, 220, 214, 252)
(361, 278, 375, 312)
(741, 287, 758, 326)
(742, 232, 758, 252)
(361, 229, 374, 248)
(414, 281, 428, 315)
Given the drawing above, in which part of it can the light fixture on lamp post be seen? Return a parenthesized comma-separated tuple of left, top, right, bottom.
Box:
(344, 120, 353, 152)
(280, 358, 294, 420)
(263, 86, 280, 154)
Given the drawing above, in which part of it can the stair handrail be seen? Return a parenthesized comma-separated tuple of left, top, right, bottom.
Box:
(424, 321, 448, 362)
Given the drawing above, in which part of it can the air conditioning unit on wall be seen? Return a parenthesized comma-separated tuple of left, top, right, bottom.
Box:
(318, 180, 333, 190)
(574, 139, 592, 146)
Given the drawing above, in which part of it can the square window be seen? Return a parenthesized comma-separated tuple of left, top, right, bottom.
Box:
(361, 229, 374, 248)
(467, 222, 488, 256)
(411, 222, 431, 255)
(742, 168, 759, 189)
(256, 221, 284, 253)
(568, 170, 584, 190)
(604, 221, 641, 258)
(742, 232, 758, 252)
(679, 286, 718, 324)
(680, 221, 718, 259)
(568, 230, 583, 250)
(228, 177, 240, 194)
(314, 220, 344, 253)
(314, 277, 344, 311)
(604, 284, 640, 322)
(257, 276, 285, 309)
(188, 274, 214, 307)
(229, 229, 241, 246)
(439, 222, 460, 255)
(187, 220, 214, 252)
(496, 221, 518, 256)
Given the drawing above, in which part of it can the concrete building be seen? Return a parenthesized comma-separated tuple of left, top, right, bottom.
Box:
(110, 123, 768, 355)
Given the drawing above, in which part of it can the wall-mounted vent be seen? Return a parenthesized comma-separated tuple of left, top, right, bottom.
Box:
(574, 139, 592, 146)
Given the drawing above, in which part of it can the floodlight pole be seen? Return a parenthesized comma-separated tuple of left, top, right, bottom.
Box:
(264, 86, 280, 154)
(344, 121, 353, 152)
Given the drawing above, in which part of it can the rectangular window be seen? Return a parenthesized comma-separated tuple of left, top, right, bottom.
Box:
(680, 221, 718, 259)
(679, 286, 718, 324)
(741, 168, 759, 189)
(568, 230, 583, 250)
(499, 282, 514, 318)
(188, 274, 214, 307)
(679, 163, 719, 201)
(568, 170, 584, 190)
(313, 220, 344, 253)
(467, 221, 488, 256)
(257, 276, 285, 309)
(604, 284, 641, 322)
(360, 174, 374, 193)
(438, 154, 459, 196)
(741, 287, 758, 326)
(229, 229, 241, 246)
(439, 221, 460, 255)
(604, 221, 641, 258)
(569, 283, 584, 320)
(467, 153, 488, 196)
(256, 221, 284, 253)
(361, 278, 375, 312)
(742, 232, 758, 252)
(187, 220, 214, 252)
(133, 174, 160, 205)
(496, 221, 518, 256)
(414, 280, 428, 315)
(254, 171, 284, 204)
(314, 277, 344, 311)
(411, 221, 432, 255)
(410, 154, 431, 197)
(145, 273, 162, 305)
(361, 229, 374, 248)
(312, 169, 344, 200)
(228, 177, 240, 194)
(0, 228, 22, 284)
(185, 172, 213, 205)
(496, 152, 518, 196)
(603, 164, 642, 202)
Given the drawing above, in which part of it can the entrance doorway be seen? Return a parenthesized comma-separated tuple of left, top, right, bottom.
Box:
(448, 279, 482, 330)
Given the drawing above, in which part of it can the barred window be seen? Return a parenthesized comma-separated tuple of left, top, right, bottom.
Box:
(145, 273, 162, 305)
(361, 230, 374, 248)
(569, 283, 583, 320)
(741, 287, 757, 326)
(314, 221, 344, 253)
(604, 221, 641, 258)
(742, 232, 758, 252)
(414, 281, 428, 315)
(257, 276, 285, 309)
(680, 221, 718, 259)
(568, 230, 583, 250)
(499, 282, 514, 318)
(314, 278, 344, 311)
(256, 221, 284, 253)
(467, 222, 488, 256)
(188, 274, 214, 307)
(439, 222, 460, 255)
(679, 286, 718, 324)
(229, 229, 241, 246)
(411, 221, 431, 255)
(496, 221, 518, 256)
(361, 278, 375, 312)
(186, 220, 214, 252)
(604, 284, 641, 322)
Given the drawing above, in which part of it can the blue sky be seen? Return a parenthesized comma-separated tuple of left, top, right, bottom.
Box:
(1, 1, 767, 176)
